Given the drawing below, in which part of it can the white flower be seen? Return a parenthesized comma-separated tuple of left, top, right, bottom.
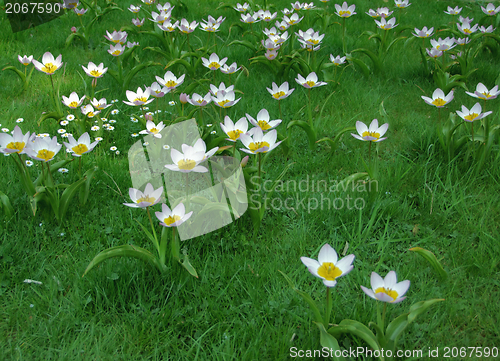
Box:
(361, 271, 410, 303)
(155, 203, 193, 227)
(300, 244, 355, 287)
(351, 119, 389, 142)
(139, 120, 165, 138)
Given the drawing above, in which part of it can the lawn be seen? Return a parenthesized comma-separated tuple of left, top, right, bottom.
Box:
(1, 0, 500, 360)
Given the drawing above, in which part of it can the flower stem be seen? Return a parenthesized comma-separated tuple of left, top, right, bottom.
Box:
(324, 287, 333, 326)
(147, 206, 160, 253)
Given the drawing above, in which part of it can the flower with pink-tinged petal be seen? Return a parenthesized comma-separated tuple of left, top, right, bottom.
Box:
(158, 20, 179, 32)
(212, 90, 241, 109)
(394, 0, 410, 9)
(465, 83, 500, 100)
(32, 52, 63, 75)
(178, 18, 198, 33)
(430, 37, 455, 51)
(295, 72, 327, 88)
(284, 13, 303, 26)
(220, 116, 248, 141)
(62, 92, 86, 109)
(63, 132, 98, 157)
(457, 21, 478, 35)
(375, 17, 398, 30)
(413, 26, 433, 38)
(123, 87, 154, 106)
(187, 92, 212, 107)
(233, 2, 250, 12)
(124, 183, 163, 208)
(330, 55, 346, 65)
(479, 25, 495, 33)
(351, 119, 389, 142)
(81, 104, 100, 118)
(300, 243, 355, 288)
(265, 49, 278, 60)
(267, 81, 294, 100)
(335, 2, 356, 17)
(132, 18, 145, 27)
(482, 3, 500, 16)
(104, 30, 127, 44)
(376, 7, 393, 18)
(239, 128, 282, 154)
(246, 109, 281, 131)
(220, 62, 241, 75)
(155, 203, 193, 227)
(456, 103, 492, 122)
(0, 126, 34, 154)
(444, 6, 461, 15)
(148, 82, 170, 98)
(18, 55, 33, 66)
(361, 271, 410, 303)
(209, 82, 234, 97)
(421, 88, 454, 108)
(202, 53, 228, 71)
(91, 98, 112, 110)
(82, 62, 107, 78)
(139, 120, 165, 138)
(426, 47, 443, 58)
(128, 4, 141, 13)
(156, 71, 185, 90)
(240, 13, 260, 24)
(25, 136, 62, 162)
(108, 43, 126, 56)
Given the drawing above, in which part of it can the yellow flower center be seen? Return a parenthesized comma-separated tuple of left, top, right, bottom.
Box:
(36, 149, 55, 162)
(258, 120, 271, 130)
(72, 144, 89, 155)
(69, 101, 78, 108)
(249, 141, 270, 152)
(136, 195, 156, 204)
(306, 80, 316, 87)
(227, 129, 243, 140)
(464, 113, 479, 121)
(218, 99, 230, 107)
(375, 287, 398, 301)
(134, 97, 148, 103)
(362, 131, 380, 140)
(273, 91, 285, 99)
(163, 215, 181, 226)
(178, 159, 196, 170)
(339, 10, 350, 16)
(89, 70, 102, 77)
(289, 20, 296, 24)
(112, 50, 121, 55)
(463, 29, 471, 34)
(310, 39, 319, 45)
(167, 26, 175, 31)
(87, 112, 95, 118)
(381, 25, 388, 30)
(481, 92, 492, 98)
(150, 127, 159, 134)
(317, 262, 342, 281)
(6, 141, 25, 153)
(196, 99, 204, 104)
(42, 63, 57, 74)
(432, 98, 446, 107)
(166, 80, 177, 88)
(208, 62, 220, 69)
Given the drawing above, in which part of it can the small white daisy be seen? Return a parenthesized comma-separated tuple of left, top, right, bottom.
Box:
(57, 129, 66, 134)
(115, 150, 120, 155)
(169, 101, 176, 106)
(110, 146, 117, 151)
(95, 137, 103, 141)
(2, 128, 9, 132)
(60, 120, 69, 126)
(130, 117, 138, 123)
(61, 133, 70, 138)
(146, 112, 154, 116)
(163, 144, 170, 150)
(107, 126, 115, 131)
(58, 168, 69, 173)
(66, 114, 75, 121)
(111, 99, 119, 103)
(139, 114, 144, 118)
(156, 109, 162, 113)
(91, 126, 100, 131)
(142, 106, 149, 110)
(3, 153, 10, 157)
(206, 123, 213, 127)
(143, 141, 149, 146)
(25, 160, 33, 167)
(210, 130, 216, 134)
(101, 117, 108, 122)
(131, 133, 139, 137)
(103, 124, 110, 128)
(16, 118, 24, 123)
(109, 119, 116, 123)
(40, 133, 50, 138)
(111, 109, 119, 114)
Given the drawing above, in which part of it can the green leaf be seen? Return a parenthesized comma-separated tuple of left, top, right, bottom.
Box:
(329, 320, 381, 358)
(180, 254, 198, 278)
(58, 177, 88, 223)
(345, 54, 370, 77)
(123, 61, 163, 92)
(228, 40, 259, 52)
(335, 172, 369, 192)
(79, 166, 98, 205)
(316, 126, 356, 152)
(409, 247, 448, 280)
(351, 48, 382, 73)
(315, 322, 346, 361)
(407, 299, 445, 325)
(278, 271, 324, 325)
(83, 244, 163, 276)
(0, 190, 14, 219)
(287, 120, 317, 149)
(134, 218, 160, 253)
(384, 313, 408, 349)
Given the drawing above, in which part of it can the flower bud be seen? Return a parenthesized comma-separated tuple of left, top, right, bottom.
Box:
(240, 155, 249, 167)
(71, 26, 77, 33)
(179, 93, 188, 104)
(145, 113, 153, 121)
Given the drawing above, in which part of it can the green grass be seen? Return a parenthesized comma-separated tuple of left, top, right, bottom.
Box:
(1, 0, 500, 360)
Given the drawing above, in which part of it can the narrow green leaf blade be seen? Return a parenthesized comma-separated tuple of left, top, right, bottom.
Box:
(409, 247, 448, 280)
